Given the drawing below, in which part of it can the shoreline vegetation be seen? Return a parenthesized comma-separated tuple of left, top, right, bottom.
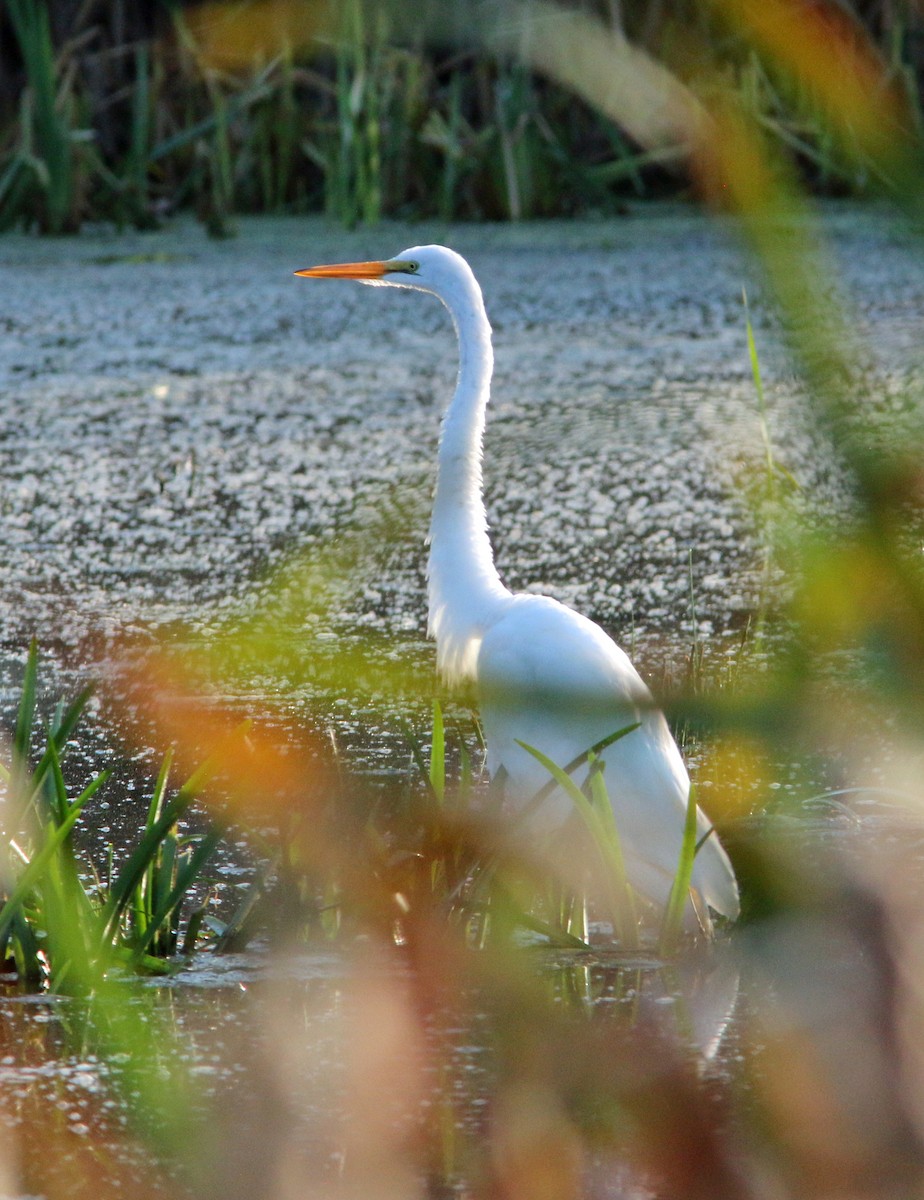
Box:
(1, 0, 922, 236)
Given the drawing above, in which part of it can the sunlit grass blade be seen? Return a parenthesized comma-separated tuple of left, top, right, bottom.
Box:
(587, 753, 638, 947)
(130, 828, 223, 964)
(100, 722, 248, 945)
(513, 722, 640, 825)
(743, 287, 775, 491)
(429, 699, 445, 805)
(136, 751, 173, 936)
(12, 639, 38, 762)
(101, 776, 203, 944)
(0, 768, 108, 946)
(45, 719, 72, 826)
(153, 829, 178, 931)
(11, 680, 95, 827)
(516, 739, 637, 947)
(486, 872, 589, 949)
(658, 782, 701, 956)
(39, 742, 107, 992)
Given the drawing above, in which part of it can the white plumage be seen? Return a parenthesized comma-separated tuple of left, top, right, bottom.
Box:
(297, 245, 739, 921)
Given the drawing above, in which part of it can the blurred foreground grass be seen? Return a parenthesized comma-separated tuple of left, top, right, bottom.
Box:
(4, 1, 924, 1198)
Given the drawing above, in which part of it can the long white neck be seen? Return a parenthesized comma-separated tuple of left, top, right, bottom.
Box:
(427, 275, 511, 684)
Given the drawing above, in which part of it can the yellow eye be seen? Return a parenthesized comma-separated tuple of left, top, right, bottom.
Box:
(385, 258, 419, 275)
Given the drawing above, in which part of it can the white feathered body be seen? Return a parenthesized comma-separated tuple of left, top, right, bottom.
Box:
(477, 593, 736, 914)
(303, 242, 739, 921)
(416, 245, 737, 920)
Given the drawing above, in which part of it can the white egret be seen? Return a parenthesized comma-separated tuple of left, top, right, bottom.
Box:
(296, 246, 738, 921)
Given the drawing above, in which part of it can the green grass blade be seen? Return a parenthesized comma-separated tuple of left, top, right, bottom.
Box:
(13, 639, 38, 761)
(659, 783, 700, 956)
(47, 684, 94, 750)
(45, 726, 72, 825)
(587, 756, 637, 947)
(515, 740, 592, 820)
(743, 288, 775, 486)
(429, 699, 445, 805)
(6, 908, 43, 984)
(459, 740, 472, 802)
(513, 722, 641, 826)
(516, 740, 637, 946)
(100, 726, 246, 944)
(4, 0, 74, 232)
(400, 716, 443, 805)
(0, 770, 107, 945)
(131, 829, 222, 963)
(153, 832, 177, 922)
(180, 902, 209, 957)
(22, 683, 94, 790)
(148, 65, 274, 163)
(100, 786, 197, 944)
(136, 751, 174, 932)
(402, 724, 431, 781)
(486, 873, 589, 949)
(146, 750, 173, 830)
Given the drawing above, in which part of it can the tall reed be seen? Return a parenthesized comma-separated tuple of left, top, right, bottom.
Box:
(0, 0, 918, 231)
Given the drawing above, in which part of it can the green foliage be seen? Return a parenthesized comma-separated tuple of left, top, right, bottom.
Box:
(658, 783, 700, 955)
(393, 706, 704, 952)
(328, 0, 386, 226)
(1, 0, 77, 232)
(516, 739, 639, 948)
(428, 698, 446, 805)
(0, 644, 221, 989)
(0, 1, 914, 231)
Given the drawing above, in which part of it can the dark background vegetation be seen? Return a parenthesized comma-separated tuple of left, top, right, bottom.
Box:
(2, 0, 924, 234)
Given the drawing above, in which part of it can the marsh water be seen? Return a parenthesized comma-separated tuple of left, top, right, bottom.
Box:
(2, 205, 924, 1196)
(6, 206, 921, 683)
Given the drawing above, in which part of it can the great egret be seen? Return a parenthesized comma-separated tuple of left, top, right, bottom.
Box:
(296, 246, 738, 920)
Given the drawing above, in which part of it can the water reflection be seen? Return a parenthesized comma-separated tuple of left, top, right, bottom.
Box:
(0, 935, 743, 1199)
(7, 630, 924, 1199)
(5, 794, 924, 1200)
(538, 945, 739, 1063)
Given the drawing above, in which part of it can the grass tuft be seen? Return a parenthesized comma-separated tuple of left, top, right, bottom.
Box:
(0, 647, 223, 988)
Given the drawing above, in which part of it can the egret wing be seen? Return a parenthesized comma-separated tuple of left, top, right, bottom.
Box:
(476, 595, 739, 917)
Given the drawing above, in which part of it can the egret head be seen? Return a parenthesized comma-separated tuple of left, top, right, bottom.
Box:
(295, 244, 475, 305)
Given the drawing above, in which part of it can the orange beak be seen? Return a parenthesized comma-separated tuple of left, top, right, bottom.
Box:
(294, 260, 390, 279)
